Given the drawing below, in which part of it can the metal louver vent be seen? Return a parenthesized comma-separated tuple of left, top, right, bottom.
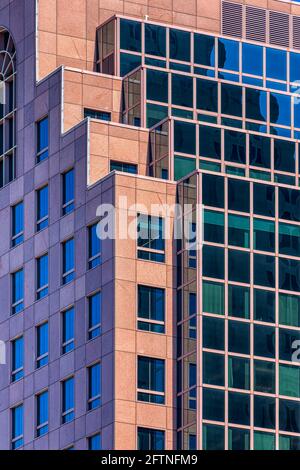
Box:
(245, 6, 266, 43)
(293, 16, 300, 49)
(269, 11, 290, 48)
(221, 1, 243, 38)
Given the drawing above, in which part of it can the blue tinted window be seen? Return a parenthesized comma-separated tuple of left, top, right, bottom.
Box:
(138, 427, 165, 450)
(249, 135, 270, 168)
(242, 43, 263, 76)
(279, 187, 300, 222)
(203, 388, 224, 422)
(62, 169, 74, 215)
(88, 363, 101, 410)
(120, 53, 141, 77)
(120, 19, 141, 52)
(147, 69, 168, 103)
(138, 356, 165, 404)
(221, 83, 242, 117)
(246, 88, 267, 121)
(88, 292, 101, 340)
(89, 223, 101, 269)
(218, 39, 239, 72)
(37, 253, 48, 300)
(290, 52, 300, 84)
(88, 434, 102, 450)
(194, 34, 215, 67)
(172, 74, 193, 108)
(279, 258, 300, 292)
(197, 78, 218, 112)
(254, 254, 275, 288)
(37, 186, 48, 231)
(228, 320, 250, 354)
(174, 121, 196, 155)
(84, 109, 111, 121)
(37, 391, 48, 437)
(228, 250, 250, 284)
(137, 214, 165, 262)
(12, 404, 23, 449)
(228, 392, 250, 425)
(110, 161, 137, 174)
(62, 377, 74, 423)
(138, 285, 165, 334)
(62, 238, 75, 284)
(280, 399, 300, 433)
(37, 323, 48, 368)
(274, 139, 295, 173)
(145, 24, 166, 57)
(228, 178, 249, 212)
(62, 307, 75, 354)
(254, 324, 275, 358)
(12, 336, 23, 382)
(169, 29, 190, 62)
(254, 395, 275, 430)
(37, 117, 48, 163)
(12, 269, 24, 315)
(270, 93, 291, 126)
(12, 202, 24, 246)
(266, 48, 287, 81)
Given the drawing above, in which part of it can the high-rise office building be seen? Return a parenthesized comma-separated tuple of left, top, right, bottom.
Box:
(0, 0, 300, 451)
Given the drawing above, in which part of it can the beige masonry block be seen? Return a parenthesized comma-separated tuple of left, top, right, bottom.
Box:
(115, 280, 136, 330)
(268, 0, 290, 13)
(149, 0, 173, 10)
(115, 328, 136, 353)
(137, 261, 167, 286)
(109, 136, 139, 160)
(136, 332, 167, 357)
(137, 403, 167, 428)
(124, 2, 148, 17)
(57, 0, 86, 38)
(115, 400, 136, 425)
(115, 257, 136, 282)
(38, 0, 57, 33)
(63, 103, 82, 131)
(64, 70, 83, 84)
(115, 351, 136, 401)
(197, 0, 220, 19)
(148, 6, 173, 23)
(90, 131, 109, 156)
(174, 0, 197, 15)
(64, 81, 83, 105)
(83, 85, 113, 110)
(57, 35, 87, 61)
(38, 53, 57, 80)
(89, 155, 109, 184)
(114, 423, 136, 450)
(39, 31, 57, 55)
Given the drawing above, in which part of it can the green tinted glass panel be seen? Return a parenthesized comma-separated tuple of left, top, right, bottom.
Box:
(254, 219, 275, 252)
(279, 435, 300, 450)
(228, 356, 250, 390)
(228, 214, 250, 248)
(254, 360, 275, 394)
(254, 432, 275, 450)
(204, 210, 224, 244)
(202, 281, 224, 315)
(228, 285, 250, 319)
(174, 156, 196, 181)
(202, 424, 224, 450)
(279, 293, 300, 327)
(280, 364, 300, 398)
(146, 103, 168, 128)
